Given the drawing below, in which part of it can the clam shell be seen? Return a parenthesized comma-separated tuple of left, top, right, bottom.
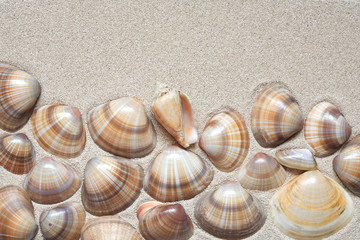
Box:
(251, 84, 303, 148)
(199, 110, 250, 172)
(305, 102, 351, 157)
(31, 104, 86, 158)
(270, 170, 354, 239)
(40, 202, 86, 240)
(238, 152, 286, 190)
(24, 157, 81, 204)
(275, 148, 317, 170)
(144, 145, 213, 201)
(88, 97, 156, 158)
(82, 156, 144, 216)
(195, 181, 266, 239)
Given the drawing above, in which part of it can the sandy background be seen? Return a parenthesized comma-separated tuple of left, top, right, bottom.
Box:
(1, 0, 360, 239)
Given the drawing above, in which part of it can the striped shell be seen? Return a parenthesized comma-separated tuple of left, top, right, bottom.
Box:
(82, 156, 144, 216)
(199, 110, 249, 172)
(24, 157, 81, 204)
(144, 145, 213, 202)
(238, 152, 286, 190)
(275, 148, 317, 171)
(88, 97, 156, 158)
(305, 102, 351, 157)
(195, 181, 266, 239)
(31, 104, 86, 158)
(271, 170, 354, 239)
(251, 84, 303, 148)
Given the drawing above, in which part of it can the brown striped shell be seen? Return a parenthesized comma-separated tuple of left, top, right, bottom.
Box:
(275, 148, 317, 171)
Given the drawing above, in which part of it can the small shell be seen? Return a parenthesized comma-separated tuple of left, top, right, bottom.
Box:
(88, 97, 157, 158)
(271, 170, 354, 239)
(151, 84, 197, 148)
(137, 201, 194, 240)
(195, 181, 266, 239)
(24, 157, 81, 204)
(305, 102, 351, 157)
(82, 156, 144, 216)
(238, 152, 286, 190)
(199, 110, 250, 172)
(144, 145, 213, 202)
(31, 104, 86, 158)
(275, 148, 317, 170)
(0, 133, 35, 174)
(40, 202, 86, 240)
(251, 84, 303, 148)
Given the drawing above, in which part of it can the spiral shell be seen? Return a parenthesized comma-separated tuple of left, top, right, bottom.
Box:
(199, 110, 249, 172)
(275, 148, 317, 171)
(144, 145, 213, 202)
(31, 104, 86, 158)
(88, 97, 157, 158)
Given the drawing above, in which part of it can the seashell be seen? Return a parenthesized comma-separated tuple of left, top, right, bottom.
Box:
(31, 104, 86, 158)
(0, 185, 38, 240)
(199, 110, 250, 172)
(24, 157, 81, 204)
(137, 201, 194, 240)
(251, 84, 303, 148)
(0, 63, 41, 132)
(275, 148, 317, 171)
(82, 156, 143, 216)
(40, 201, 86, 240)
(0, 133, 35, 174)
(238, 152, 286, 190)
(304, 102, 351, 157)
(88, 97, 156, 158)
(144, 145, 213, 202)
(81, 216, 142, 240)
(151, 84, 197, 148)
(195, 181, 266, 239)
(270, 170, 354, 239)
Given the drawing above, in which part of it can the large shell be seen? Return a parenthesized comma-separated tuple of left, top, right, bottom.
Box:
(199, 110, 250, 172)
(82, 156, 144, 216)
(270, 170, 354, 239)
(195, 181, 266, 239)
(251, 84, 303, 148)
(40, 202, 86, 240)
(31, 104, 86, 158)
(275, 148, 317, 170)
(144, 145, 213, 202)
(0, 185, 38, 240)
(238, 152, 286, 190)
(88, 97, 156, 158)
(304, 102, 351, 157)
(0, 64, 41, 132)
(24, 157, 81, 204)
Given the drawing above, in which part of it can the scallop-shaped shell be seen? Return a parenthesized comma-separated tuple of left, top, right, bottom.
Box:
(24, 157, 81, 204)
(238, 152, 286, 190)
(0, 185, 38, 240)
(305, 102, 351, 157)
(0, 64, 41, 132)
(195, 181, 266, 239)
(82, 156, 143, 216)
(31, 104, 86, 158)
(0, 133, 35, 174)
(81, 216, 142, 240)
(88, 97, 156, 158)
(151, 84, 197, 148)
(270, 170, 354, 239)
(275, 148, 317, 171)
(40, 202, 85, 240)
(251, 84, 303, 148)
(144, 145, 213, 202)
(199, 110, 249, 172)
(137, 201, 194, 240)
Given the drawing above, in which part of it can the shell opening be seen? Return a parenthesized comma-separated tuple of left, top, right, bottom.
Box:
(180, 94, 197, 145)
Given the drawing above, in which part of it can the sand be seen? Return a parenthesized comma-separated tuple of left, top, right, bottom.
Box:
(0, 0, 359, 239)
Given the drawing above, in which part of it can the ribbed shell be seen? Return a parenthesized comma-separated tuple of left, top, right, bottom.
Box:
(275, 148, 317, 171)
(199, 110, 249, 172)
(82, 156, 144, 216)
(88, 97, 157, 158)
(31, 104, 86, 158)
(144, 145, 213, 202)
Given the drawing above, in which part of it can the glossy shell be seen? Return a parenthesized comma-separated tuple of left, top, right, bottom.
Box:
(275, 148, 317, 170)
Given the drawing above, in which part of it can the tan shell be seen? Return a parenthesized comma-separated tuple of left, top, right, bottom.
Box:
(275, 148, 317, 171)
